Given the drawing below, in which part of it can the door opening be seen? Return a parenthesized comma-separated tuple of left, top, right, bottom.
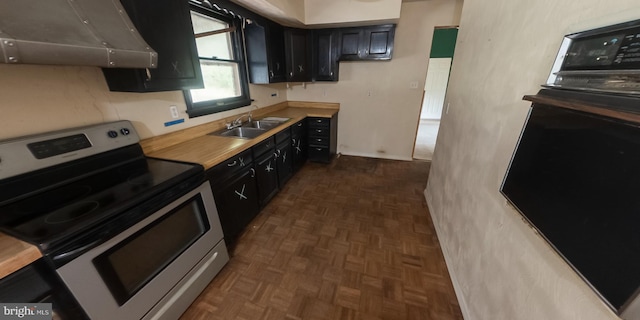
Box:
(413, 27, 458, 160)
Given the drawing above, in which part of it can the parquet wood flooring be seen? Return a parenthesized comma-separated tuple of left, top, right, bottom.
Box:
(181, 156, 462, 320)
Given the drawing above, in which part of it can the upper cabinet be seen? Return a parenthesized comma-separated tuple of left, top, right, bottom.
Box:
(101, 0, 203, 92)
(245, 20, 287, 84)
(312, 29, 340, 82)
(339, 25, 396, 61)
(284, 28, 311, 82)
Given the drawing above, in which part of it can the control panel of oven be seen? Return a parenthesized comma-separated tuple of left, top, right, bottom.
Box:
(0, 120, 140, 180)
(546, 19, 640, 94)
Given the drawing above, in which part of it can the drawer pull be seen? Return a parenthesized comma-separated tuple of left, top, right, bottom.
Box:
(316, 148, 322, 151)
(316, 129, 322, 133)
(316, 120, 322, 123)
(250, 168, 255, 178)
(316, 138, 322, 142)
(227, 160, 237, 167)
(297, 123, 303, 127)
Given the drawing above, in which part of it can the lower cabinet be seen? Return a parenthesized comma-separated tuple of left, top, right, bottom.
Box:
(254, 140, 279, 207)
(207, 150, 259, 244)
(291, 120, 307, 172)
(206, 114, 336, 243)
(276, 140, 293, 187)
(307, 114, 338, 163)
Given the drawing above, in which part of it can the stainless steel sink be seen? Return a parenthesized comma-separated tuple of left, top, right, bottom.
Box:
(210, 117, 290, 139)
(242, 120, 281, 130)
(212, 127, 267, 139)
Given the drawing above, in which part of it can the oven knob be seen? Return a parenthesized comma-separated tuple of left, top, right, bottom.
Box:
(120, 128, 131, 136)
(107, 130, 118, 138)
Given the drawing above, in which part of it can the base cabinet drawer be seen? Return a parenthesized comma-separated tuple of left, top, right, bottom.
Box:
(307, 114, 337, 163)
(308, 146, 331, 163)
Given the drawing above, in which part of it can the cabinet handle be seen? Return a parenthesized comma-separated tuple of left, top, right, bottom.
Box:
(330, 72, 333, 76)
(297, 123, 303, 127)
(316, 119, 322, 123)
(292, 138, 296, 146)
(290, 71, 293, 77)
(145, 68, 152, 81)
(269, 71, 274, 78)
(227, 160, 237, 167)
(316, 138, 322, 142)
(316, 148, 322, 151)
(250, 168, 255, 178)
(276, 62, 280, 70)
(274, 152, 279, 159)
(316, 129, 322, 133)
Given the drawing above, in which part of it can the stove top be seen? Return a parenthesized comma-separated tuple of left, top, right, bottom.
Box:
(0, 121, 204, 254)
(0, 156, 202, 251)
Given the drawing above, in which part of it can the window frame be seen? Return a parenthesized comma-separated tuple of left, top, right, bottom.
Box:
(185, 2, 251, 118)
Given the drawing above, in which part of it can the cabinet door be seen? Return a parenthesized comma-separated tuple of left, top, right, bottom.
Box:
(338, 25, 395, 61)
(284, 28, 311, 82)
(361, 25, 395, 60)
(276, 141, 293, 187)
(267, 23, 287, 83)
(211, 167, 260, 242)
(338, 28, 362, 61)
(313, 29, 339, 81)
(101, 0, 203, 92)
(255, 151, 279, 206)
(291, 120, 307, 172)
(245, 21, 286, 84)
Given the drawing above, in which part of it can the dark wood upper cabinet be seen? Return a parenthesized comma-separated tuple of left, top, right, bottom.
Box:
(284, 28, 311, 82)
(245, 20, 287, 84)
(338, 24, 396, 61)
(312, 29, 339, 82)
(101, 0, 203, 92)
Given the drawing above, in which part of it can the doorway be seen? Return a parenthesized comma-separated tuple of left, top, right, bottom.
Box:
(413, 27, 458, 160)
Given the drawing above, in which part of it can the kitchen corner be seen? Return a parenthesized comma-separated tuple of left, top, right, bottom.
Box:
(141, 101, 339, 170)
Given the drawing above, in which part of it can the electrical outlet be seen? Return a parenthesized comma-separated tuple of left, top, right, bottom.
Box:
(271, 91, 278, 97)
(169, 106, 179, 119)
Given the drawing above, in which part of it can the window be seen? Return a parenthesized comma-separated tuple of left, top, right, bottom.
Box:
(185, 3, 251, 118)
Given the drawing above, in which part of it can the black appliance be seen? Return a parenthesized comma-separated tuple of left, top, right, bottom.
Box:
(502, 20, 640, 320)
(0, 121, 212, 319)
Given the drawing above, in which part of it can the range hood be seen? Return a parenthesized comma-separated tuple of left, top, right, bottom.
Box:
(0, 0, 157, 68)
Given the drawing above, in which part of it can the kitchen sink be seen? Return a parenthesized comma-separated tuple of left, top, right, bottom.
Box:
(212, 127, 267, 139)
(242, 120, 281, 130)
(210, 117, 290, 139)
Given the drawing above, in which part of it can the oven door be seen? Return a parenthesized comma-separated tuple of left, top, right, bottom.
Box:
(56, 182, 228, 320)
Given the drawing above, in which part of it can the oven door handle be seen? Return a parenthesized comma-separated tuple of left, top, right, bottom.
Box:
(52, 239, 102, 265)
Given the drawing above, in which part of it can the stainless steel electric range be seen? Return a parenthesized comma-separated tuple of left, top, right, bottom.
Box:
(0, 121, 229, 320)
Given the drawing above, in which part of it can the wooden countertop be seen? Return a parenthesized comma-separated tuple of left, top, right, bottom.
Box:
(0, 234, 41, 279)
(143, 102, 339, 170)
(0, 102, 338, 279)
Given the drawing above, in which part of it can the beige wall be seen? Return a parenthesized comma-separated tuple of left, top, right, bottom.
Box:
(0, 64, 286, 140)
(287, 0, 462, 160)
(426, 0, 640, 319)
(304, 0, 401, 27)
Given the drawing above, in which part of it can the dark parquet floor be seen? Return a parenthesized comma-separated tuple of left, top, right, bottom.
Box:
(181, 156, 462, 320)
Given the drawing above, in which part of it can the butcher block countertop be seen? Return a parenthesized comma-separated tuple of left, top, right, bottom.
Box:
(0, 101, 338, 279)
(141, 101, 339, 170)
(0, 233, 41, 279)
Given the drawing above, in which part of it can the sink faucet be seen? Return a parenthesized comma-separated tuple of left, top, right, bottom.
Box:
(226, 105, 259, 129)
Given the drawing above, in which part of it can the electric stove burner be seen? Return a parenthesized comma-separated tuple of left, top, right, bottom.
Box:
(17, 185, 92, 215)
(45, 201, 100, 224)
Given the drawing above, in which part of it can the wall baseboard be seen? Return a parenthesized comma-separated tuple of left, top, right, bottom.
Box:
(337, 151, 413, 161)
(424, 188, 472, 320)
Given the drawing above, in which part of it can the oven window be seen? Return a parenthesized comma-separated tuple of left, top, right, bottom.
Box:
(93, 195, 210, 306)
